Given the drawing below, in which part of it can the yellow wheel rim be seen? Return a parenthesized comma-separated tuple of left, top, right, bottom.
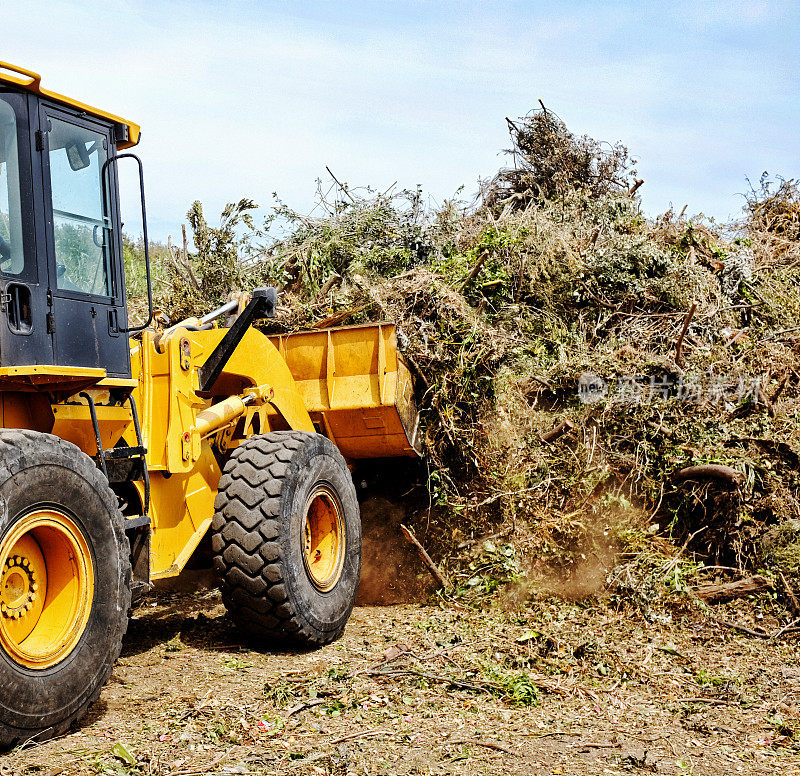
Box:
(0, 510, 94, 670)
(302, 486, 345, 592)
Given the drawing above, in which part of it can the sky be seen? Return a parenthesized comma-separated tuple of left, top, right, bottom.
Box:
(2, 0, 798, 242)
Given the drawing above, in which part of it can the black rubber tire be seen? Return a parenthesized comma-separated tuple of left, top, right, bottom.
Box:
(212, 431, 361, 646)
(0, 430, 131, 749)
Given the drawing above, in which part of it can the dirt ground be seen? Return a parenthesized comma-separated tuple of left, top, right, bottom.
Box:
(2, 585, 799, 776)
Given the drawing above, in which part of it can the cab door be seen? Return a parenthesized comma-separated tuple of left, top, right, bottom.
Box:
(39, 106, 129, 377)
(0, 90, 54, 366)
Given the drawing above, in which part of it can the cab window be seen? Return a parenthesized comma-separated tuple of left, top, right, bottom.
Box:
(47, 117, 111, 296)
(0, 97, 25, 276)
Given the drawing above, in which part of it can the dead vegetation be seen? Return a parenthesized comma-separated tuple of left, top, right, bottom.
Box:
(125, 107, 800, 624)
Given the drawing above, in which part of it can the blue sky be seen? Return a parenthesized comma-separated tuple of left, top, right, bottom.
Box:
(3, 0, 798, 241)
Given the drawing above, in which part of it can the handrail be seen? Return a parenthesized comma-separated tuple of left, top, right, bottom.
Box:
(102, 153, 153, 333)
(0, 61, 42, 90)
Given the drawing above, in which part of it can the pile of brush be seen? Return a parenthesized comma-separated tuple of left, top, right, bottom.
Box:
(137, 107, 800, 609)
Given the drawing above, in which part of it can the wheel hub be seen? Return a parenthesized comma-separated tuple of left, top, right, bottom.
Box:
(0, 510, 94, 669)
(302, 486, 345, 592)
(0, 555, 38, 619)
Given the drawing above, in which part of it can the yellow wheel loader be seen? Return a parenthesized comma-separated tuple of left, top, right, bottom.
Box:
(0, 63, 421, 746)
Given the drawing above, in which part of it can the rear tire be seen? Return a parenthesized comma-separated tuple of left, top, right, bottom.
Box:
(212, 431, 361, 646)
(0, 430, 131, 749)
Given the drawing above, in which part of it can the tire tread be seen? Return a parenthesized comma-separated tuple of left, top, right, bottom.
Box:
(213, 431, 347, 646)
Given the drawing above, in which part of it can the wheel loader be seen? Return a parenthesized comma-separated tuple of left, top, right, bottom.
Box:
(0, 62, 421, 747)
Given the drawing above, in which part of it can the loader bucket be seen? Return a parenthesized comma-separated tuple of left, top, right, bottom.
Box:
(268, 323, 422, 459)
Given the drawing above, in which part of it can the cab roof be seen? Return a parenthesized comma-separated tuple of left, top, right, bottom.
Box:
(0, 61, 141, 148)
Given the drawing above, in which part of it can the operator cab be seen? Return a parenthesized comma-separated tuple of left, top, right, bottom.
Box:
(0, 63, 143, 379)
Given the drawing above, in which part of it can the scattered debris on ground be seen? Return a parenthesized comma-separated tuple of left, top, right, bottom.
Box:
(3, 590, 799, 775)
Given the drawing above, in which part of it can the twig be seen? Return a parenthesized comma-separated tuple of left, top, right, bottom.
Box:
(772, 618, 800, 640)
(369, 668, 492, 694)
(367, 649, 415, 672)
(714, 619, 770, 638)
(459, 250, 490, 293)
(674, 302, 697, 367)
(329, 728, 391, 744)
(400, 525, 450, 589)
(540, 418, 575, 444)
(762, 325, 800, 340)
(646, 419, 676, 439)
(676, 697, 739, 706)
(768, 373, 791, 417)
(369, 667, 564, 696)
(647, 481, 665, 522)
(379, 180, 398, 198)
(662, 526, 707, 575)
(325, 166, 355, 203)
(449, 739, 519, 756)
(779, 571, 800, 616)
(286, 698, 327, 717)
(472, 488, 535, 508)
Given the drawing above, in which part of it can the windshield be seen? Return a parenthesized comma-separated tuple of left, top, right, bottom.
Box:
(0, 97, 25, 276)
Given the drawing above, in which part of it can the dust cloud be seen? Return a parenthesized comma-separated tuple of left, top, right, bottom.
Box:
(356, 496, 436, 605)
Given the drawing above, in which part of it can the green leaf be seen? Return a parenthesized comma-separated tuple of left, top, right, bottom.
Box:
(112, 742, 136, 766)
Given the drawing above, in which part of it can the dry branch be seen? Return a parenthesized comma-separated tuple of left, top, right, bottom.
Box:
(329, 728, 391, 744)
(400, 524, 450, 589)
(715, 619, 770, 637)
(674, 302, 697, 367)
(311, 303, 370, 329)
(316, 273, 342, 298)
(779, 571, 800, 616)
(540, 419, 575, 444)
(459, 250, 490, 293)
(674, 464, 744, 485)
(696, 575, 773, 603)
(449, 739, 519, 756)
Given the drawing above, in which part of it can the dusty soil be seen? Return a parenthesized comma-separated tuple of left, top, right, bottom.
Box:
(2, 589, 799, 776)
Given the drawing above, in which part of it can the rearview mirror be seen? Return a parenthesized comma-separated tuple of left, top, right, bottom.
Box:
(65, 141, 90, 171)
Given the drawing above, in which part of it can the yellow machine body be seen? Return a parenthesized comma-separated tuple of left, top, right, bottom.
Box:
(0, 62, 426, 743)
(0, 321, 420, 580)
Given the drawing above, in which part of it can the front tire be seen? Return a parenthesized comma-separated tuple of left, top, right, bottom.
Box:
(212, 431, 361, 646)
(0, 430, 131, 748)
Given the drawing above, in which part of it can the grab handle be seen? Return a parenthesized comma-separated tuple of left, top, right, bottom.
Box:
(102, 153, 153, 333)
(0, 61, 42, 90)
